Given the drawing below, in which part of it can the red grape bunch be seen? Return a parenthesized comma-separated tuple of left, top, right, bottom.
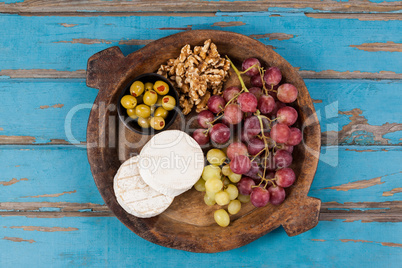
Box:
(193, 56, 302, 225)
(192, 95, 232, 146)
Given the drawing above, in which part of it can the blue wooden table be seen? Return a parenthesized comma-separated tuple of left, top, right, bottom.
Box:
(0, 1, 401, 267)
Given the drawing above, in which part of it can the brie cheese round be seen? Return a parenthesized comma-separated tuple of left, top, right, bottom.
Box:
(114, 156, 174, 218)
(138, 130, 204, 197)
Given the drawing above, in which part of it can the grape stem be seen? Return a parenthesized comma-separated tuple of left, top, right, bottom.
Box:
(224, 89, 245, 108)
(206, 113, 224, 127)
(270, 84, 278, 93)
(240, 64, 259, 75)
(226, 56, 249, 93)
(258, 67, 268, 94)
(253, 174, 277, 189)
(202, 113, 224, 135)
(251, 147, 267, 161)
(272, 144, 278, 154)
(271, 177, 277, 188)
(256, 115, 269, 180)
(221, 176, 229, 189)
(225, 56, 282, 190)
(258, 115, 276, 122)
(253, 180, 263, 188)
(257, 114, 278, 129)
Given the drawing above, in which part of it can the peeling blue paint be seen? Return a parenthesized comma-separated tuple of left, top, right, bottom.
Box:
(383, 131, 402, 144)
(38, 207, 62, 212)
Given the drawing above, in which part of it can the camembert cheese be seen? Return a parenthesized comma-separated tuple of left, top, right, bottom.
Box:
(139, 130, 204, 197)
(114, 156, 174, 218)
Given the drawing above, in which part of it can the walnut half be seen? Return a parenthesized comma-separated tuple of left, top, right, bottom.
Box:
(157, 39, 230, 115)
(196, 91, 211, 113)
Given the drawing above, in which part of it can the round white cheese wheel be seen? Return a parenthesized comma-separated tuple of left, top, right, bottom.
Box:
(138, 130, 204, 197)
(114, 156, 174, 218)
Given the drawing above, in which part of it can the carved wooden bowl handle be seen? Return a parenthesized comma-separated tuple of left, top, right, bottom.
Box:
(282, 197, 321, 236)
(86, 46, 126, 90)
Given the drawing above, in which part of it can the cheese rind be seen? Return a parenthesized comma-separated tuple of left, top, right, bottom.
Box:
(139, 130, 205, 197)
(114, 156, 174, 218)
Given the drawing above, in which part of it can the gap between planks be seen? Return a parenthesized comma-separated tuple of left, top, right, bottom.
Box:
(0, 0, 401, 14)
(1, 201, 402, 222)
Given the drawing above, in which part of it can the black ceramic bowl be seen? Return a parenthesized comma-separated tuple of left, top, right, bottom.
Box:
(117, 73, 179, 135)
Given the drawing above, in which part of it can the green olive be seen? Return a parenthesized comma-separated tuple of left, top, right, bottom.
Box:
(143, 90, 158, 106)
(135, 104, 151, 118)
(150, 116, 165, 130)
(144, 82, 153, 91)
(154, 107, 168, 119)
(121, 95, 137, 109)
(127, 108, 138, 120)
(130, 81, 145, 97)
(137, 117, 150, 128)
(161, 95, 176, 111)
(153, 80, 169, 95)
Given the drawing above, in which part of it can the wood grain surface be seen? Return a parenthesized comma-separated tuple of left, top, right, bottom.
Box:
(0, 0, 401, 265)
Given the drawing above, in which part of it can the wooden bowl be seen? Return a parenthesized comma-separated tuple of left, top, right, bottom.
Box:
(86, 30, 321, 253)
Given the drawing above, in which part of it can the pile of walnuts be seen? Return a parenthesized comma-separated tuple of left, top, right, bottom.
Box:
(157, 39, 230, 115)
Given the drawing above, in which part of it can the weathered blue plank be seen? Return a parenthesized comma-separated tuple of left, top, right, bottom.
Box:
(0, 79, 97, 144)
(0, 145, 103, 204)
(0, 145, 400, 204)
(310, 146, 402, 203)
(308, 79, 402, 145)
(0, 79, 400, 145)
(0, 13, 401, 74)
(0, 216, 401, 267)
